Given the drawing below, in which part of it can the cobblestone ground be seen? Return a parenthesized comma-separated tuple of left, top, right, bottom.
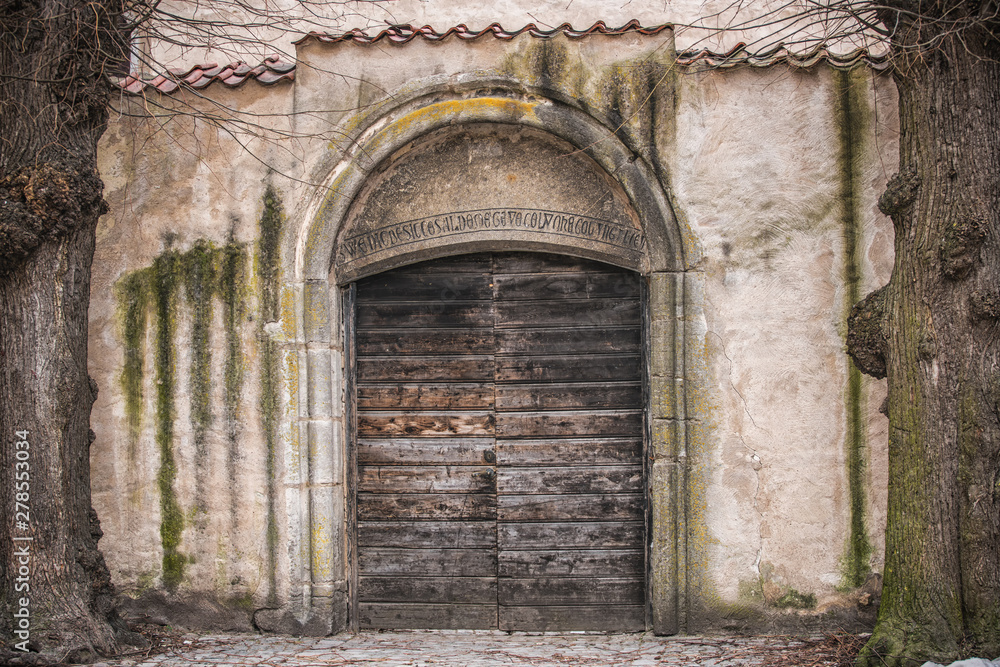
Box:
(96, 631, 855, 667)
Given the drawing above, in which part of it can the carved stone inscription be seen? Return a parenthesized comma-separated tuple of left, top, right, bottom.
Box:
(338, 208, 646, 269)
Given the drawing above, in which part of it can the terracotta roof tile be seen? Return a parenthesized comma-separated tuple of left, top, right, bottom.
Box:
(120, 22, 890, 95)
(676, 42, 891, 71)
(119, 54, 295, 95)
(293, 19, 671, 45)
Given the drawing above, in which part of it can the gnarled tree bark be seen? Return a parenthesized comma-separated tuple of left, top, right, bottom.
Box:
(851, 3, 1000, 662)
(0, 0, 133, 659)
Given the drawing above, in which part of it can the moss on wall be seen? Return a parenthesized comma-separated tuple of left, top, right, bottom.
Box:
(116, 237, 249, 593)
(117, 272, 149, 459)
(256, 184, 284, 604)
(150, 249, 186, 591)
(835, 67, 875, 588)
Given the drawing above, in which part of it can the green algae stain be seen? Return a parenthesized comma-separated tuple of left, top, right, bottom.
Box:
(218, 238, 246, 429)
(150, 249, 186, 591)
(257, 185, 284, 604)
(116, 237, 250, 593)
(835, 67, 874, 588)
(117, 272, 149, 459)
(182, 240, 216, 451)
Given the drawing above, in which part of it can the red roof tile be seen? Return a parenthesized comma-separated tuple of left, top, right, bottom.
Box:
(676, 42, 891, 71)
(293, 19, 671, 45)
(119, 54, 295, 95)
(120, 22, 890, 95)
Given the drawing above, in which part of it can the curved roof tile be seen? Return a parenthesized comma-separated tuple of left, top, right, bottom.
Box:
(120, 22, 890, 95)
(120, 54, 295, 95)
(293, 19, 672, 45)
(676, 42, 891, 71)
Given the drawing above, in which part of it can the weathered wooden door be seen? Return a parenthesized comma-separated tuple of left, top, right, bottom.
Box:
(352, 252, 645, 631)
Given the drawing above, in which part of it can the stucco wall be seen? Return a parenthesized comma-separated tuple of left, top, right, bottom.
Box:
(91, 2, 897, 633)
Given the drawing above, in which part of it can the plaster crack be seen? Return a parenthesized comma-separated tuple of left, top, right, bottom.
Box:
(709, 330, 758, 429)
(709, 331, 767, 580)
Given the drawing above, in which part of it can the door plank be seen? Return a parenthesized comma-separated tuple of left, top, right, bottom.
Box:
(493, 272, 641, 300)
(358, 384, 495, 410)
(358, 356, 494, 382)
(495, 355, 641, 383)
(359, 603, 498, 630)
(495, 300, 640, 328)
(356, 273, 492, 300)
(498, 521, 644, 549)
(359, 576, 497, 603)
(359, 521, 497, 548)
(498, 605, 644, 632)
(496, 438, 642, 466)
(357, 439, 496, 465)
(495, 327, 640, 355)
(497, 465, 643, 495)
(498, 577, 644, 605)
(359, 548, 497, 576)
(357, 302, 494, 329)
(358, 493, 497, 520)
(357, 329, 495, 356)
(498, 550, 644, 577)
(358, 412, 495, 437)
(358, 465, 497, 494)
(492, 253, 629, 274)
(498, 493, 643, 521)
(495, 382, 640, 410)
(495, 411, 642, 438)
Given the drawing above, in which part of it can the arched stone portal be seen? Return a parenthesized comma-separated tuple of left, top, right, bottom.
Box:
(285, 88, 692, 635)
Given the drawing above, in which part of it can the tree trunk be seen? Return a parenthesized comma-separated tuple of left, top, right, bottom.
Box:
(854, 16, 1000, 665)
(0, 0, 129, 659)
(0, 218, 122, 660)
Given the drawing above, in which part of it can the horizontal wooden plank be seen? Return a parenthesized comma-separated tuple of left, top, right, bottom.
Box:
(498, 550, 644, 577)
(495, 300, 640, 328)
(358, 465, 496, 494)
(357, 302, 494, 329)
(495, 382, 640, 410)
(498, 493, 643, 522)
(357, 439, 496, 465)
(359, 576, 497, 604)
(357, 329, 495, 356)
(358, 412, 494, 437)
(357, 356, 494, 382)
(388, 254, 493, 274)
(358, 493, 497, 521)
(495, 355, 640, 383)
(356, 272, 492, 301)
(498, 577, 644, 605)
(497, 465, 643, 495)
(359, 521, 496, 548)
(495, 411, 642, 438)
(496, 327, 640, 355)
(496, 438, 642, 466)
(499, 521, 644, 549)
(358, 548, 497, 576)
(498, 605, 645, 632)
(358, 603, 497, 630)
(492, 253, 626, 275)
(357, 384, 495, 410)
(493, 272, 640, 300)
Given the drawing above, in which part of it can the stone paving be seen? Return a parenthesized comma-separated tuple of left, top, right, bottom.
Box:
(96, 631, 828, 667)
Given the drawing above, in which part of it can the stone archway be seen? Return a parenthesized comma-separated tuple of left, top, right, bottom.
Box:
(286, 88, 690, 635)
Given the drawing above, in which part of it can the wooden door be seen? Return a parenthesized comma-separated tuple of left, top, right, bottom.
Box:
(353, 253, 645, 631)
